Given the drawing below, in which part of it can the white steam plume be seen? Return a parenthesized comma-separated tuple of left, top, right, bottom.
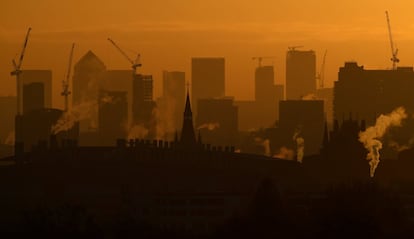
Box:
(127, 124, 149, 139)
(254, 137, 271, 157)
(293, 127, 305, 163)
(359, 107, 407, 177)
(272, 146, 295, 160)
(197, 122, 220, 131)
(4, 131, 15, 146)
(301, 93, 317, 100)
(151, 97, 176, 140)
(52, 100, 98, 134)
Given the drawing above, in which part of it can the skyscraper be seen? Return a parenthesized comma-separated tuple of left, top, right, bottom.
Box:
(72, 51, 106, 132)
(286, 49, 316, 99)
(98, 90, 128, 146)
(254, 65, 278, 126)
(20, 70, 52, 111)
(196, 97, 238, 146)
(132, 74, 156, 128)
(334, 62, 414, 126)
(162, 71, 186, 131)
(102, 70, 134, 127)
(23, 82, 44, 114)
(191, 58, 225, 113)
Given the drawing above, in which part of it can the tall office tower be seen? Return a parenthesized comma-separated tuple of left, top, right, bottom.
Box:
(286, 49, 316, 99)
(102, 70, 134, 126)
(191, 57, 225, 113)
(0, 96, 16, 144)
(316, 87, 334, 126)
(98, 91, 128, 146)
(23, 82, 44, 114)
(255, 65, 278, 126)
(20, 70, 52, 111)
(196, 97, 238, 146)
(72, 51, 106, 132)
(132, 74, 156, 128)
(275, 84, 285, 120)
(334, 62, 414, 125)
(162, 71, 186, 131)
(279, 100, 324, 157)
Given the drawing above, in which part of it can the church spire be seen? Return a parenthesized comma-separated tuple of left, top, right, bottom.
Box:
(180, 85, 196, 146)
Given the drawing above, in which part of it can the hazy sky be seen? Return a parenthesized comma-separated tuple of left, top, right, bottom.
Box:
(1, 0, 414, 109)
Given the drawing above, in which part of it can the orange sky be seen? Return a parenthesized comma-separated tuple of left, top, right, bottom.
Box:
(1, 0, 414, 109)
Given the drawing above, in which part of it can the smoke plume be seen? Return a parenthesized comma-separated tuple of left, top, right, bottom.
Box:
(359, 107, 407, 177)
(197, 122, 220, 131)
(52, 100, 98, 134)
(127, 124, 149, 139)
(272, 146, 295, 160)
(151, 97, 176, 140)
(301, 93, 317, 100)
(254, 137, 271, 157)
(293, 127, 305, 163)
(4, 131, 15, 146)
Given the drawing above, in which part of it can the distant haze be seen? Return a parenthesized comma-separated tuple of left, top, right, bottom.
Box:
(1, 0, 414, 109)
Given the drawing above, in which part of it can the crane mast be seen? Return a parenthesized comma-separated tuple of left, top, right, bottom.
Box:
(318, 50, 327, 89)
(11, 27, 32, 115)
(107, 38, 141, 73)
(62, 43, 75, 112)
(386, 11, 399, 70)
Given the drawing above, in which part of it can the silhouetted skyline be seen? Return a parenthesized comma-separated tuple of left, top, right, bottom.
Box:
(2, 1, 414, 109)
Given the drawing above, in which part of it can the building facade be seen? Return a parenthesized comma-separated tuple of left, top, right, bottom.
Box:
(191, 58, 225, 113)
(286, 49, 316, 100)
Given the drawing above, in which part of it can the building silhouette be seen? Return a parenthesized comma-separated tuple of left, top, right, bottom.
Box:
(286, 49, 316, 99)
(15, 108, 79, 154)
(235, 70, 284, 131)
(102, 70, 134, 127)
(161, 71, 186, 131)
(180, 91, 197, 146)
(132, 74, 156, 131)
(20, 70, 52, 112)
(98, 91, 128, 146)
(316, 118, 369, 182)
(72, 51, 106, 133)
(0, 96, 16, 144)
(275, 84, 285, 119)
(191, 57, 225, 114)
(254, 65, 279, 127)
(22, 82, 45, 114)
(196, 97, 238, 146)
(316, 87, 334, 126)
(334, 62, 414, 126)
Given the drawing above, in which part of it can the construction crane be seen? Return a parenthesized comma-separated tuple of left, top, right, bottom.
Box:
(317, 50, 327, 89)
(386, 11, 399, 70)
(288, 46, 304, 51)
(252, 56, 276, 67)
(62, 43, 75, 112)
(11, 27, 31, 115)
(107, 38, 141, 73)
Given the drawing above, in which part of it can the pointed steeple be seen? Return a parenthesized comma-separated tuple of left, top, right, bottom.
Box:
(184, 89, 192, 119)
(180, 87, 196, 146)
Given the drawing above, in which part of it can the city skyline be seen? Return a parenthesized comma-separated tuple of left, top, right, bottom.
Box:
(2, 1, 414, 110)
